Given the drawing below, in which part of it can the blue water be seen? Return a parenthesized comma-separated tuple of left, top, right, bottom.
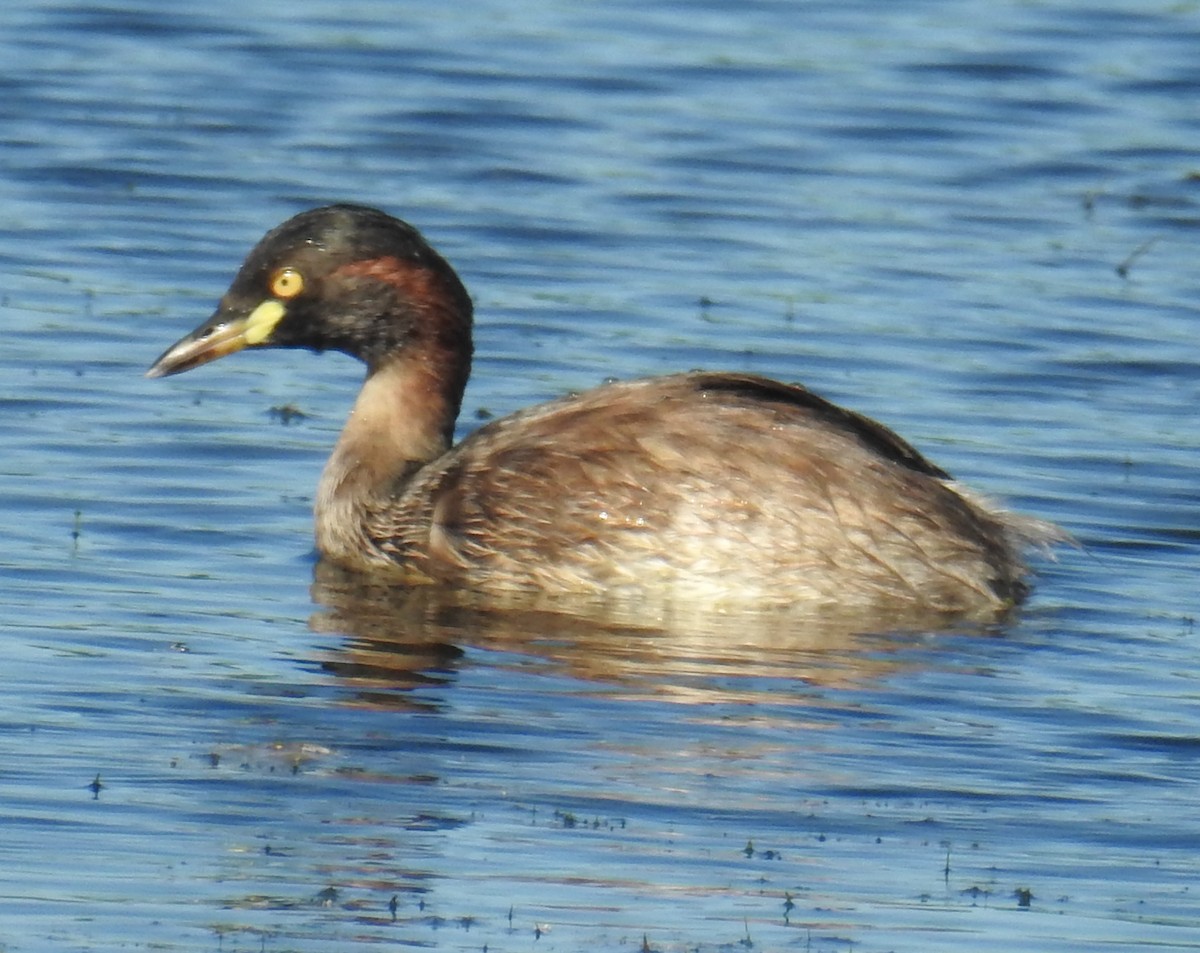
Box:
(2, 0, 1199, 950)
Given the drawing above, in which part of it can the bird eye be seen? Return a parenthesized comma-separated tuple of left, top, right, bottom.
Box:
(270, 267, 305, 299)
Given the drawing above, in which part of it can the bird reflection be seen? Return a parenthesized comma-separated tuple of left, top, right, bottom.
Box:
(308, 560, 1012, 705)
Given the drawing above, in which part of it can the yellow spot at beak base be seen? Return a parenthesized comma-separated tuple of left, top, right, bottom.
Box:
(243, 299, 287, 345)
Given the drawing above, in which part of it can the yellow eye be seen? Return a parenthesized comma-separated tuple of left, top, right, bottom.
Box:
(270, 267, 305, 299)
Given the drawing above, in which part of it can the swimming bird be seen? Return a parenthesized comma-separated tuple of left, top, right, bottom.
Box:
(148, 204, 1053, 615)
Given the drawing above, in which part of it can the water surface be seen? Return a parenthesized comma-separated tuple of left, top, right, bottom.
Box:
(1, 1, 1199, 950)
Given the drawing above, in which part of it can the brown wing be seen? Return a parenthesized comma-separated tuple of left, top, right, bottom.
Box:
(363, 372, 1022, 606)
(685, 373, 953, 479)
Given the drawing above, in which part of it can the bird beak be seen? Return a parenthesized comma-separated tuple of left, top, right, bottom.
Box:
(146, 300, 286, 379)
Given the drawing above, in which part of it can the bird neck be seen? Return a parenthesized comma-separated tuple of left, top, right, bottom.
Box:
(314, 353, 459, 563)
